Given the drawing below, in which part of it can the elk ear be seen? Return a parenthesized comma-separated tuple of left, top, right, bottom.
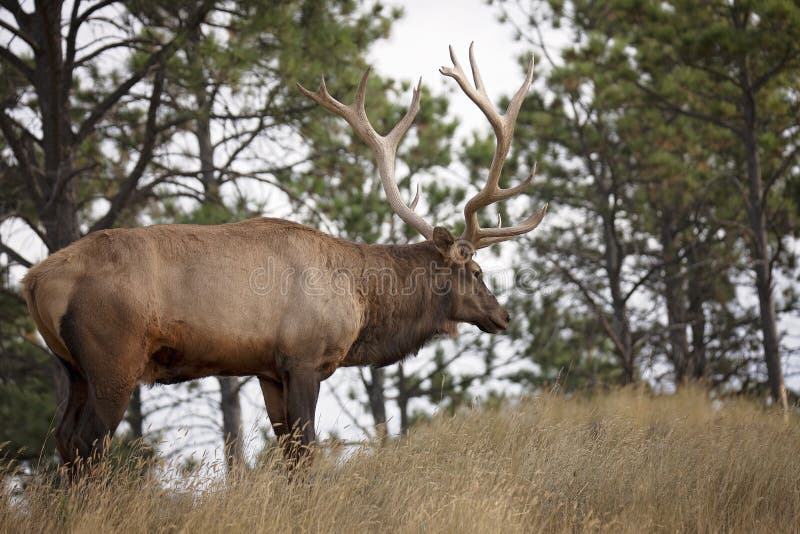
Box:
(432, 226, 455, 257)
(433, 227, 474, 264)
(453, 240, 474, 263)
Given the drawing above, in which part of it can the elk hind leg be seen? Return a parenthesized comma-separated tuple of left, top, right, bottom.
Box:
(54, 361, 90, 465)
(57, 376, 135, 468)
(59, 303, 141, 466)
(72, 381, 135, 460)
(55, 365, 134, 477)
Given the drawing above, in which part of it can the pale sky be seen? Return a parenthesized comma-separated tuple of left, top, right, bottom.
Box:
(2, 0, 796, 470)
(369, 0, 533, 134)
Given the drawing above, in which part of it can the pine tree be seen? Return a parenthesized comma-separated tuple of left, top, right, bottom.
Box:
(490, 0, 798, 394)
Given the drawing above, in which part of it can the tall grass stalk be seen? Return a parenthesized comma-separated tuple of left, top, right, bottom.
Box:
(2, 389, 798, 533)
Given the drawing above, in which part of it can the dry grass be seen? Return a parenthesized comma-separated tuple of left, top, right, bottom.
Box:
(2, 388, 799, 533)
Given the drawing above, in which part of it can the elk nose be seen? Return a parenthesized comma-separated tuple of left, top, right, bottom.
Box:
(502, 308, 510, 323)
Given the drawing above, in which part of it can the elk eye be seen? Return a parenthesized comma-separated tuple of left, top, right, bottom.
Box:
(473, 270, 482, 280)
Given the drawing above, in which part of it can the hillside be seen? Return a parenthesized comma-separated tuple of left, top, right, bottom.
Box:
(3, 389, 799, 533)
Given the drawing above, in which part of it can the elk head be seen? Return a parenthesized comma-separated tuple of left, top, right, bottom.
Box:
(298, 43, 547, 334)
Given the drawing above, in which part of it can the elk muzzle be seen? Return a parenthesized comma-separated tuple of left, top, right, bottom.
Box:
(478, 306, 510, 334)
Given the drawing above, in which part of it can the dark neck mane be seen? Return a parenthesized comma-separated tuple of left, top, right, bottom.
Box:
(343, 241, 454, 368)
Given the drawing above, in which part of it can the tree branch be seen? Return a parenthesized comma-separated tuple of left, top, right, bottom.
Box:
(0, 241, 32, 267)
(62, 0, 83, 102)
(752, 45, 795, 92)
(623, 259, 665, 302)
(75, 50, 167, 143)
(17, 213, 48, 246)
(0, 45, 33, 80)
(73, 38, 151, 68)
(89, 64, 166, 232)
(0, 109, 43, 204)
(555, 262, 628, 358)
(634, 81, 742, 137)
(764, 144, 800, 202)
(0, 0, 27, 25)
(324, 380, 372, 438)
(73, 0, 120, 28)
(0, 17, 35, 48)
(74, 0, 212, 143)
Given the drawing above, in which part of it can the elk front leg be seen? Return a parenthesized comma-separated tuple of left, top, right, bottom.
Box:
(259, 377, 289, 441)
(284, 370, 320, 464)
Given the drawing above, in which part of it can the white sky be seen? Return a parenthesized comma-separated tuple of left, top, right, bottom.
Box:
(2, 0, 796, 469)
(369, 0, 533, 135)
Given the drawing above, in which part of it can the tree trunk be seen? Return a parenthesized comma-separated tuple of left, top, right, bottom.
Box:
(365, 367, 387, 442)
(660, 219, 690, 385)
(686, 247, 708, 381)
(25, 2, 83, 446)
(40, 197, 80, 252)
(126, 386, 144, 439)
(742, 90, 787, 410)
(27, 1, 78, 254)
(219, 377, 245, 468)
(397, 362, 410, 435)
(602, 212, 636, 384)
(196, 103, 217, 200)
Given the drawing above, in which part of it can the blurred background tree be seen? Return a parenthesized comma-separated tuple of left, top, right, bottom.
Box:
(1, 0, 798, 475)
(493, 0, 799, 398)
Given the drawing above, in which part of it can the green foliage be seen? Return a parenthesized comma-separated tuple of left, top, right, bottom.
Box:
(489, 0, 800, 392)
(0, 284, 56, 464)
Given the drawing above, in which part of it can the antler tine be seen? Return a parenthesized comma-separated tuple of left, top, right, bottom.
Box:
(484, 161, 538, 204)
(354, 67, 370, 112)
(505, 54, 535, 126)
(470, 164, 546, 248)
(440, 44, 503, 134)
(441, 44, 547, 249)
(468, 42, 488, 98)
(409, 182, 421, 211)
(476, 203, 548, 243)
(387, 78, 422, 146)
(296, 76, 347, 117)
(298, 71, 433, 239)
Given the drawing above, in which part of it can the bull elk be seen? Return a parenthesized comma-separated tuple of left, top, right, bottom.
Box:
(23, 44, 547, 466)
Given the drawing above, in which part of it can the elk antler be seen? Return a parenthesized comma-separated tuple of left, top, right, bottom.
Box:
(297, 70, 433, 239)
(440, 43, 548, 249)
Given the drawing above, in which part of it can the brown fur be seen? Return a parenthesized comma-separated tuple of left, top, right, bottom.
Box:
(23, 217, 509, 464)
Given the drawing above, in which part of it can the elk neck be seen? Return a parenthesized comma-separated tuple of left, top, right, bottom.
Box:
(343, 240, 456, 368)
